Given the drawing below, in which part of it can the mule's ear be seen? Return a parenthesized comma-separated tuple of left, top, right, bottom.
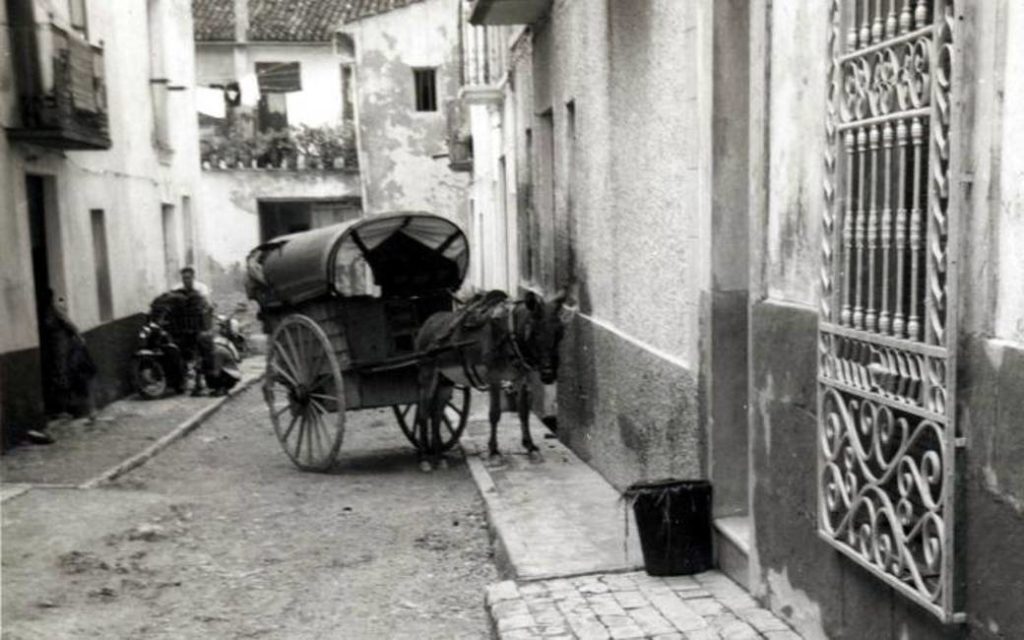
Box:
(524, 290, 542, 312)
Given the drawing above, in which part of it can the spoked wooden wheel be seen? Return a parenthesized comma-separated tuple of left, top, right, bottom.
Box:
(263, 314, 345, 472)
(392, 384, 471, 452)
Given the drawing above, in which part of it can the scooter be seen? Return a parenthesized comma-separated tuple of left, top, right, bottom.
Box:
(201, 313, 246, 396)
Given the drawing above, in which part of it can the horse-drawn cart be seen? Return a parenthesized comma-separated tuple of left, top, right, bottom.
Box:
(246, 212, 472, 471)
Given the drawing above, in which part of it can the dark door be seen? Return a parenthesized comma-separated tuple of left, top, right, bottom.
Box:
(25, 174, 55, 414)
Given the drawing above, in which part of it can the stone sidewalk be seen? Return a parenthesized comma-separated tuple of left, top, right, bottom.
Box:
(486, 571, 800, 640)
(1, 357, 264, 495)
(461, 411, 802, 640)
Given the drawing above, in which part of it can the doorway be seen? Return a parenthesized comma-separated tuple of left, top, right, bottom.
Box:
(26, 174, 60, 415)
(258, 198, 362, 242)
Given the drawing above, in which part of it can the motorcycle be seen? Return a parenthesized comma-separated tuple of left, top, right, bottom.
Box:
(132, 292, 247, 399)
(131, 317, 187, 399)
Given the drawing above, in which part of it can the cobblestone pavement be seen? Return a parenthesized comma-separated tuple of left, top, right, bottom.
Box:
(486, 570, 802, 640)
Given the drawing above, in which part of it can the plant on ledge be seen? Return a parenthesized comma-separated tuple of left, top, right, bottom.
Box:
(200, 118, 358, 171)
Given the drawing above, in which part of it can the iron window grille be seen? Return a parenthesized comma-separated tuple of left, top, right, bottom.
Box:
(817, 0, 964, 623)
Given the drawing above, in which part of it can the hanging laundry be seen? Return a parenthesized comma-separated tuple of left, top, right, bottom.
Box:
(196, 86, 225, 118)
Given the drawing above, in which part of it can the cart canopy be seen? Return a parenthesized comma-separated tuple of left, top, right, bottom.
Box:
(246, 212, 469, 307)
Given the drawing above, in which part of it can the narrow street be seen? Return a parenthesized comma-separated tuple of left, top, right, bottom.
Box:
(1, 387, 497, 639)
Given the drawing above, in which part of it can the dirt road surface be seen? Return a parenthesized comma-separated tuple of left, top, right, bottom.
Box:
(2, 386, 497, 639)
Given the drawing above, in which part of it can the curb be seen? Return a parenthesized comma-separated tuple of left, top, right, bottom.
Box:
(463, 449, 516, 581)
(78, 373, 264, 489)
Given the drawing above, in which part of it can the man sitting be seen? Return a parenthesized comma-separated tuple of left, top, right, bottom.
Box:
(173, 266, 211, 304)
(170, 267, 213, 396)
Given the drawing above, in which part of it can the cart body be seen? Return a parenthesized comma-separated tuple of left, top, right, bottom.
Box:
(246, 212, 472, 470)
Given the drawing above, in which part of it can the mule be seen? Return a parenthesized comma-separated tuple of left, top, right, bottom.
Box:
(413, 289, 571, 471)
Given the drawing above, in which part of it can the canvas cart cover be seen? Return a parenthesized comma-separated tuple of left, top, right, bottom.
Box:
(246, 212, 468, 306)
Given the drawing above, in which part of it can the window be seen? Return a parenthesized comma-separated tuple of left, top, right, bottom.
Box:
(161, 203, 180, 286)
(563, 100, 577, 285)
(538, 109, 554, 285)
(413, 68, 437, 112)
(817, 0, 961, 622)
(148, 0, 170, 150)
(341, 64, 355, 121)
(90, 209, 113, 322)
(181, 196, 194, 266)
(519, 127, 534, 282)
(256, 62, 300, 132)
(255, 62, 302, 93)
(68, 0, 88, 37)
(258, 93, 288, 132)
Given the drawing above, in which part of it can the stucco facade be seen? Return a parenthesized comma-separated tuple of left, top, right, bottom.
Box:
(194, 36, 362, 291)
(502, 0, 710, 492)
(1, 0, 202, 445)
(746, 1, 1024, 638)
(194, 0, 470, 289)
(467, 0, 1024, 638)
(342, 0, 469, 226)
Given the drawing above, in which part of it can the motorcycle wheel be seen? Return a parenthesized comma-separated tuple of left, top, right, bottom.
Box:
(133, 356, 168, 399)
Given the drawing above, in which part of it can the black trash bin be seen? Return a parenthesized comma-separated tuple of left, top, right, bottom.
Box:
(626, 479, 713, 576)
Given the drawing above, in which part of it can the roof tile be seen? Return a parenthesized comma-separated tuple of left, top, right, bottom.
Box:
(193, 0, 428, 42)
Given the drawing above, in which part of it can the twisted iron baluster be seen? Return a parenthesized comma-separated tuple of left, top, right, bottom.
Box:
(879, 121, 895, 334)
(866, 124, 881, 332)
(854, 127, 869, 330)
(907, 117, 925, 341)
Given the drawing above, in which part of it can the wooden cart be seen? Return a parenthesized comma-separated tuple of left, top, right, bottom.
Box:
(246, 212, 472, 471)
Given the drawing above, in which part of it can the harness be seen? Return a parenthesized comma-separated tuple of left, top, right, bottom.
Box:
(505, 302, 535, 373)
(456, 300, 534, 391)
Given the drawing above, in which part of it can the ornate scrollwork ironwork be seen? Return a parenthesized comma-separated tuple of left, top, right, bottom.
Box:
(821, 390, 946, 603)
(820, 0, 959, 622)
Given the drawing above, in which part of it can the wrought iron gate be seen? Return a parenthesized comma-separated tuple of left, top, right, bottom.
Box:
(818, 0, 963, 622)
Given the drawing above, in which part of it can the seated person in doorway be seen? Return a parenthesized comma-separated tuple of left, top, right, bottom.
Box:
(30, 290, 98, 444)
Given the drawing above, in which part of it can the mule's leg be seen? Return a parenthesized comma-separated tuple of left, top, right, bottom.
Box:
(416, 366, 438, 472)
(517, 378, 540, 458)
(433, 379, 454, 469)
(488, 385, 502, 460)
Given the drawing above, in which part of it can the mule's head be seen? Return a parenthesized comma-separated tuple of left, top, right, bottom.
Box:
(522, 290, 573, 384)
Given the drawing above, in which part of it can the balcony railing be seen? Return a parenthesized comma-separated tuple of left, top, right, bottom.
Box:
(6, 22, 111, 150)
(446, 99, 472, 172)
(461, 20, 509, 87)
(199, 118, 358, 171)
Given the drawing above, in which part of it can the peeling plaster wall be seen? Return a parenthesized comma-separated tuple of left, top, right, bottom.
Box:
(748, 1, 1024, 638)
(513, 0, 707, 489)
(197, 169, 361, 292)
(344, 0, 468, 226)
(1, 0, 202, 441)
